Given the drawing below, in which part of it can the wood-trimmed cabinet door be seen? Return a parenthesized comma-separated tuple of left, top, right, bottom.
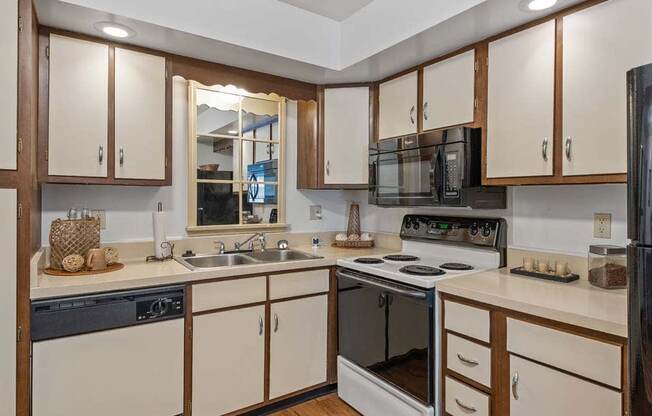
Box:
(0, 0, 18, 170)
(509, 354, 621, 416)
(114, 47, 167, 180)
(562, 0, 652, 176)
(192, 305, 265, 416)
(269, 295, 328, 399)
(378, 71, 418, 140)
(48, 34, 109, 178)
(486, 20, 555, 178)
(323, 86, 369, 185)
(0, 189, 16, 416)
(422, 49, 476, 131)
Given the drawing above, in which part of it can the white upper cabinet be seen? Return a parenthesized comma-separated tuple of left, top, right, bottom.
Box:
(487, 21, 556, 178)
(48, 34, 109, 178)
(0, 189, 16, 416)
(0, 0, 17, 170)
(562, 0, 652, 176)
(379, 71, 418, 139)
(114, 48, 167, 180)
(422, 50, 476, 131)
(323, 86, 369, 185)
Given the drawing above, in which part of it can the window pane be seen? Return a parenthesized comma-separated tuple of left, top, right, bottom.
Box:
(243, 185, 279, 224)
(197, 136, 241, 181)
(196, 89, 240, 137)
(242, 97, 278, 137)
(196, 184, 242, 226)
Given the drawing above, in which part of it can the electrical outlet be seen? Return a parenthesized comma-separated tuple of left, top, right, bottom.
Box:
(310, 205, 322, 221)
(91, 209, 106, 229)
(593, 213, 611, 239)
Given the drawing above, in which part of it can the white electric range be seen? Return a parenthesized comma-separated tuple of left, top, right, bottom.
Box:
(336, 215, 506, 416)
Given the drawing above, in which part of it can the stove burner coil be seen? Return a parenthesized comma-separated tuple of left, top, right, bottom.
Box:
(354, 258, 385, 264)
(439, 262, 474, 271)
(399, 265, 446, 276)
(383, 254, 420, 262)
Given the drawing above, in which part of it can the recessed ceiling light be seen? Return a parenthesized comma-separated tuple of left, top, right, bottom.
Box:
(94, 22, 135, 39)
(527, 0, 557, 11)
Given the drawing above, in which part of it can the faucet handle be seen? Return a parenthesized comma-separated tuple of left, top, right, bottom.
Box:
(259, 233, 267, 250)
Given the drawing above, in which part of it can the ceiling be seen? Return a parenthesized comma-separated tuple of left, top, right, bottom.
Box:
(277, 0, 374, 21)
(35, 0, 585, 84)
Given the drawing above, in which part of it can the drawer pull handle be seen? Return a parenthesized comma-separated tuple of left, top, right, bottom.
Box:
(258, 316, 263, 336)
(457, 353, 479, 366)
(512, 371, 520, 400)
(274, 313, 279, 333)
(455, 398, 477, 413)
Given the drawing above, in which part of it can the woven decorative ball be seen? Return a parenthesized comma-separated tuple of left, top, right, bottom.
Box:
(62, 254, 85, 273)
(348, 233, 360, 241)
(104, 247, 119, 265)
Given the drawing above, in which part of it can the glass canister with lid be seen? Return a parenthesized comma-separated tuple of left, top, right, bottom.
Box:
(588, 245, 627, 289)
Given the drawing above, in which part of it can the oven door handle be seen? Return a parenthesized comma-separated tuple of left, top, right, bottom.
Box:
(336, 270, 427, 300)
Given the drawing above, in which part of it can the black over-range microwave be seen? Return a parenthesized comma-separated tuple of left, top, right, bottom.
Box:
(368, 127, 506, 208)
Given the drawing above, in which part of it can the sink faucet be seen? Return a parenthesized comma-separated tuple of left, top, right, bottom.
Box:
(234, 233, 267, 252)
(214, 240, 226, 254)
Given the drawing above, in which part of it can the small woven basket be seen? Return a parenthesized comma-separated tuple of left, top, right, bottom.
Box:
(49, 218, 100, 270)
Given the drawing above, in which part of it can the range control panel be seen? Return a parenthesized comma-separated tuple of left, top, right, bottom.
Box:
(136, 295, 184, 321)
(400, 215, 505, 249)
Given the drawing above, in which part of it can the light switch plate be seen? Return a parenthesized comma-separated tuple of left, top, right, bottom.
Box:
(593, 213, 611, 239)
(92, 209, 106, 229)
(310, 205, 322, 221)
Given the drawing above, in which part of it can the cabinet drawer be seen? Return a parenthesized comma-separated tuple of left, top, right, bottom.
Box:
(445, 377, 489, 416)
(507, 318, 621, 388)
(269, 269, 329, 300)
(444, 301, 490, 343)
(192, 277, 267, 312)
(447, 333, 491, 387)
(510, 354, 621, 416)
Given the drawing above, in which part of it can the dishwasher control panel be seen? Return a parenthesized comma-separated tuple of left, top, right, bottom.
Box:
(136, 295, 184, 321)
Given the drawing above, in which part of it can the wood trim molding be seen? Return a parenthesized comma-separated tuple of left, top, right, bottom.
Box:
(183, 283, 193, 416)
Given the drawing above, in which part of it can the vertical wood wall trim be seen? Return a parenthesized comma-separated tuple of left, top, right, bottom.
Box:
(326, 267, 338, 384)
(295, 100, 319, 189)
(16, 0, 41, 414)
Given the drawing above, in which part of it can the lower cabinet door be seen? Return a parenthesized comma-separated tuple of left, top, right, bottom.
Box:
(510, 354, 621, 416)
(269, 295, 328, 399)
(193, 305, 265, 416)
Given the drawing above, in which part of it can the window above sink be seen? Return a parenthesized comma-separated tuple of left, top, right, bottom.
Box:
(187, 82, 287, 233)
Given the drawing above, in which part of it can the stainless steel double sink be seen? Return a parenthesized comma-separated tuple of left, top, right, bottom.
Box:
(175, 249, 322, 271)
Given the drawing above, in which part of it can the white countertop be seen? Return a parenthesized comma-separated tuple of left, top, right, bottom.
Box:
(436, 268, 628, 338)
(31, 245, 395, 300)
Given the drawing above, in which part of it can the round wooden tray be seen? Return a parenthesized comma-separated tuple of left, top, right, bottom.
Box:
(43, 262, 125, 277)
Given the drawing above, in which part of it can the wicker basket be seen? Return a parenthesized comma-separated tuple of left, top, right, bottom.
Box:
(49, 218, 100, 270)
(332, 240, 374, 249)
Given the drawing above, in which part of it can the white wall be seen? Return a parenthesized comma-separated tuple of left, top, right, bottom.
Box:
(41, 77, 355, 243)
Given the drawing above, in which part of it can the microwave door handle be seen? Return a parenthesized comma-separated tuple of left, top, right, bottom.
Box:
(336, 270, 427, 300)
(431, 148, 443, 202)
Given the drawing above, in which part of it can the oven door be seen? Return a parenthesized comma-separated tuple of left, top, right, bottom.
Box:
(337, 268, 434, 404)
(370, 144, 441, 206)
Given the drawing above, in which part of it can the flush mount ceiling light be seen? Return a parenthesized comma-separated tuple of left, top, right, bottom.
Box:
(527, 0, 558, 11)
(94, 22, 135, 39)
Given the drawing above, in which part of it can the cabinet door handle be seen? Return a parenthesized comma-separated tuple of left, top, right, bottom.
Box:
(409, 105, 415, 125)
(326, 160, 330, 176)
(542, 137, 548, 161)
(512, 371, 520, 400)
(98, 145, 104, 165)
(119, 147, 125, 166)
(273, 313, 279, 333)
(457, 353, 479, 366)
(565, 136, 572, 161)
(258, 316, 263, 336)
(455, 398, 477, 413)
(423, 102, 429, 121)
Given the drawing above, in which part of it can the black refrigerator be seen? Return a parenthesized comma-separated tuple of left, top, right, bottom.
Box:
(628, 62, 652, 415)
